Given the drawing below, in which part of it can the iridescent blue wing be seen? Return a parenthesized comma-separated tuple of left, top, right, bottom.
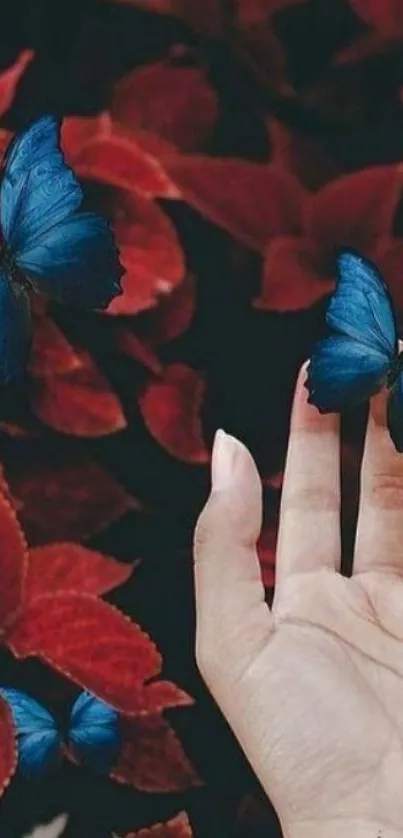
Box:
(1, 115, 123, 310)
(1, 116, 82, 250)
(68, 691, 120, 774)
(16, 213, 123, 309)
(0, 688, 61, 779)
(387, 372, 403, 452)
(327, 250, 397, 357)
(307, 335, 390, 412)
(0, 271, 31, 383)
(306, 250, 396, 413)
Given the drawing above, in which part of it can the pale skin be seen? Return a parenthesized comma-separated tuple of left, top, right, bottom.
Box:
(194, 363, 403, 838)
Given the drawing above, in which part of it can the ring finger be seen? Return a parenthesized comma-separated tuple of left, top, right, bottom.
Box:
(354, 385, 403, 575)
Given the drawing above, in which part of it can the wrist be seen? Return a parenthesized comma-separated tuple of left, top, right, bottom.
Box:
(283, 820, 403, 838)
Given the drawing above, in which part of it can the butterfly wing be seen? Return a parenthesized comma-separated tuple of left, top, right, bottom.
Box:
(0, 688, 60, 778)
(0, 271, 31, 383)
(307, 335, 391, 412)
(1, 115, 82, 250)
(1, 115, 123, 310)
(327, 250, 397, 356)
(68, 691, 120, 773)
(387, 372, 403, 452)
(16, 212, 123, 309)
(306, 250, 396, 412)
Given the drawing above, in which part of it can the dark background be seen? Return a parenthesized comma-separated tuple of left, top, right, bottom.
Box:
(0, 0, 399, 835)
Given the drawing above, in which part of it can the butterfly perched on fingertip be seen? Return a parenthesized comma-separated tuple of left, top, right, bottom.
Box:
(0, 114, 124, 383)
(0, 687, 121, 778)
(306, 249, 403, 452)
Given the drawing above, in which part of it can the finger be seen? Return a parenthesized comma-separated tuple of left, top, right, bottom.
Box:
(354, 385, 403, 574)
(275, 363, 341, 590)
(194, 430, 272, 689)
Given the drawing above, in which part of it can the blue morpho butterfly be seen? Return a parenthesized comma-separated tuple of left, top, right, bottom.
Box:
(0, 687, 121, 779)
(0, 114, 123, 383)
(306, 248, 403, 452)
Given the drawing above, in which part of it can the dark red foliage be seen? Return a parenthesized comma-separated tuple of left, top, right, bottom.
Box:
(116, 328, 163, 374)
(0, 699, 16, 797)
(163, 157, 305, 251)
(8, 593, 162, 714)
(31, 350, 127, 437)
(29, 315, 83, 377)
(349, 0, 403, 33)
(139, 364, 209, 463)
(111, 61, 218, 152)
(113, 715, 201, 792)
(125, 812, 193, 837)
(256, 166, 403, 311)
(63, 115, 179, 199)
(2, 4, 403, 835)
(6, 448, 137, 544)
(120, 680, 194, 714)
(105, 189, 185, 315)
(26, 544, 134, 600)
(0, 495, 28, 631)
(0, 50, 33, 117)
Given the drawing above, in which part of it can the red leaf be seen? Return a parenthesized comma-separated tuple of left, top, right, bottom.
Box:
(139, 364, 209, 463)
(116, 328, 163, 374)
(0, 494, 27, 631)
(307, 166, 403, 258)
(268, 118, 341, 190)
(122, 680, 194, 715)
(0, 51, 34, 118)
(104, 190, 185, 315)
(236, 18, 288, 92)
(256, 237, 334, 311)
(31, 351, 126, 437)
(145, 273, 196, 346)
(373, 237, 403, 315)
(62, 114, 106, 159)
(0, 420, 38, 438)
(126, 812, 194, 838)
(29, 316, 84, 377)
(0, 129, 12, 164)
(7, 447, 137, 544)
(349, 0, 403, 33)
(69, 117, 179, 200)
(112, 63, 218, 152)
(108, 0, 226, 37)
(0, 697, 17, 798)
(26, 544, 133, 602)
(8, 593, 162, 713)
(112, 715, 201, 792)
(163, 157, 304, 251)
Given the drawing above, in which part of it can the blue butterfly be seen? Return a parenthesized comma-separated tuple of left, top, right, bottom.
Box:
(0, 114, 123, 383)
(0, 687, 121, 779)
(306, 249, 403, 452)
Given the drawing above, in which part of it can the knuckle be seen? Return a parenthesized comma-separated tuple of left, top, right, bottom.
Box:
(363, 470, 403, 509)
(282, 483, 339, 513)
(194, 493, 235, 554)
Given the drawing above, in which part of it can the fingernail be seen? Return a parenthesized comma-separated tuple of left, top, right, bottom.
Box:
(211, 429, 241, 490)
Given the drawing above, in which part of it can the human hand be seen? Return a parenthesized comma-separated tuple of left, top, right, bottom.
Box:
(194, 365, 403, 838)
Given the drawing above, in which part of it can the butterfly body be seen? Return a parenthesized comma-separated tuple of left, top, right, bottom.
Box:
(0, 687, 120, 779)
(0, 115, 123, 383)
(306, 249, 403, 452)
(387, 351, 403, 389)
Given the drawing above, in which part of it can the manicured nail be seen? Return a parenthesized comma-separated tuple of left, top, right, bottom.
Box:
(211, 429, 240, 490)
